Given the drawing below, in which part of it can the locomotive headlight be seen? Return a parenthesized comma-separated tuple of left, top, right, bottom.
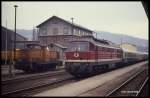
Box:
(74, 52, 79, 58)
(47, 47, 50, 51)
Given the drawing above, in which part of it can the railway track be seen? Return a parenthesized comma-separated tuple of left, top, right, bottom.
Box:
(2, 65, 64, 81)
(2, 70, 74, 96)
(2, 61, 148, 96)
(106, 68, 148, 97)
(2, 69, 65, 84)
(136, 77, 149, 96)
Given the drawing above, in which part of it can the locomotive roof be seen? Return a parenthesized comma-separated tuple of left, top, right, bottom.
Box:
(70, 39, 121, 50)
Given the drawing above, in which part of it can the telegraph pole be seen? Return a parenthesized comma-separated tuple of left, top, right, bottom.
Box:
(5, 19, 8, 65)
(120, 35, 123, 48)
(71, 17, 74, 35)
(70, 17, 74, 43)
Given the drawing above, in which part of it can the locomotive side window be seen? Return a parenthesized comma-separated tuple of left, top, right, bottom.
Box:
(107, 48, 110, 52)
(103, 47, 106, 52)
(110, 48, 114, 52)
(101, 47, 104, 51)
(98, 47, 102, 51)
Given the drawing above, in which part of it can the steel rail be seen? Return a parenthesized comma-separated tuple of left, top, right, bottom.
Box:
(2, 70, 65, 84)
(2, 75, 73, 96)
(106, 69, 146, 96)
(136, 77, 149, 96)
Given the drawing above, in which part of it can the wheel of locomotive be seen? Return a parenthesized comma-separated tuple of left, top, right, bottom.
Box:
(66, 64, 79, 75)
(48, 61, 58, 70)
(93, 65, 102, 74)
(85, 64, 94, 76)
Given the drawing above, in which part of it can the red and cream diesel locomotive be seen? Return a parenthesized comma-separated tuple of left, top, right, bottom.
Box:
(64, 38, 147, 77)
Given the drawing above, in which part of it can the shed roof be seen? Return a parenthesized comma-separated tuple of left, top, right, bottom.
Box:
(2, 26, 28, 40)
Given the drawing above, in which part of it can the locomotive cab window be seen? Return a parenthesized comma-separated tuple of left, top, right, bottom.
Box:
(67, 41, 89, 52)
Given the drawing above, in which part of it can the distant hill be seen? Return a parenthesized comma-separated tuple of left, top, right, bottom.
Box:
(94, 31, 148, 52)
(16, 29, 148, 52)
(17, 29, 33, 41)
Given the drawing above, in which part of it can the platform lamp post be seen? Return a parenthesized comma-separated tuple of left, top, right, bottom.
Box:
(11, 5, 18, 77)
(95, 32, 98, 64)
(5, 19, 8, 65)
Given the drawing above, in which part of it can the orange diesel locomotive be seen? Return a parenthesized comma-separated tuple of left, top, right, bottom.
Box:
(15, 44, 61, 72)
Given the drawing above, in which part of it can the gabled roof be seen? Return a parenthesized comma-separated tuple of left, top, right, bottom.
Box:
(36, 16, 93, 33)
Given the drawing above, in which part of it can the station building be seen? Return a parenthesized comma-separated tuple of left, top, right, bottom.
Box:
(36, 16, 94, 46)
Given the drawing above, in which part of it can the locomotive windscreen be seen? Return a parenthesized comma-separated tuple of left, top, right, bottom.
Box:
(67, 41, 89, 52)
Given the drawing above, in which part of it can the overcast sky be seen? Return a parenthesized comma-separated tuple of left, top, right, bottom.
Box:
(2, 1, 148, 40)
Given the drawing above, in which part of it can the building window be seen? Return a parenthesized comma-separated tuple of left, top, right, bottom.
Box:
(40, 28, 47, 36)
(79, 30, 81, 36)
(80, 31, 83, 36)
(43, 28, 47, 35)
(63, 27, 69, 35)
(76, 29, 79, 35)
(73, 29, 76, 35)
(53, 28, 58, 35)
(83, 32, 85, 36)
